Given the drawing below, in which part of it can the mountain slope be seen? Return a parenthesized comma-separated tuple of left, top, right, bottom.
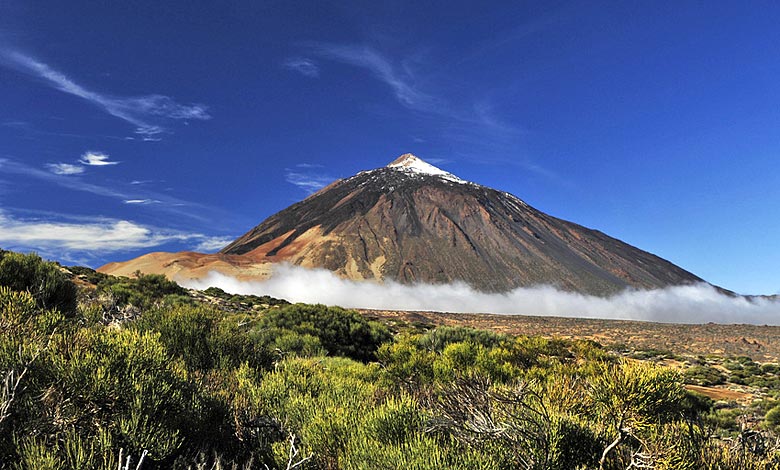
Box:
(213, 154, 702, 295)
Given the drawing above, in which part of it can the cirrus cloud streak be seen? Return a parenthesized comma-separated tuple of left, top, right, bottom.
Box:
(0, 50, 210, 138)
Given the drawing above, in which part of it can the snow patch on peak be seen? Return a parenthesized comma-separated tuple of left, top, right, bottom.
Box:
(386, 153, 466, 183)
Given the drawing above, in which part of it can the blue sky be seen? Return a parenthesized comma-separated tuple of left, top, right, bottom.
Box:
(0, 1, 778, 295)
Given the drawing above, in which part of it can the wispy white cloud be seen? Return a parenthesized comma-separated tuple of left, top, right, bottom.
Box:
(136, 128, 163, 139)
(79, 151, 118, 166)
(44, 150, 117, 176)
(129, 94, 211, 120)
(46, 163, 84, 175)
(308, 44, 517, 136)
(471, 99, 524, 138)
(1, 120, 130, 141)
(0, 50, 211, 138)
(0, 120, 31, 130)
(283, 57, 320, 77)
(0, 158, 129, 199)
(194, 236, 233, 252)
(307, 43, 556, 180)
(0, 157, 217, 222)
(311, 44, 436, 111)
(185, 265, 780, 325)
(0, 210, 231, 254)
(129, 179, 161, 185)
(123, 199, 159, 205)
(285, 168, 336, 194)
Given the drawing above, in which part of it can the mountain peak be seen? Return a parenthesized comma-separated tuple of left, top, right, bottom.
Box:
(102, 150, 705, 295)
(386, 153, 464, 183)
(387, 153, 422, 166)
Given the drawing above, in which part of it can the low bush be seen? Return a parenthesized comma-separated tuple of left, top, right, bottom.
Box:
(684, 365, 727, 386)
(97, 273, 186, 309)
(256, 303, 391, 362)
(0, 251, 77, 315)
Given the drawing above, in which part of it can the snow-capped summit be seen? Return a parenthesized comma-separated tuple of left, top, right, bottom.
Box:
(386, 153, 465, 183)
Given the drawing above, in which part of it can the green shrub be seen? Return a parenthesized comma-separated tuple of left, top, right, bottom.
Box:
(546, 414, 602, 469)
(256, 357, 381, 468)
(589, 360, 688, 467)
(0, 327, 196, 466)
(684, 365, 727, 386)
(417, 326, 508, 352)
(132, 304, 274, 371)
(0, 285, 64, 336)
(131, 304, 215, 370)
(97, 273, 186, 309)
(433, 341, 522, 383)
(267, 329, 326, 358)
(14, 436, 62, 470)
(764, 404, 780, 431)
(66, 265, 109, 285)
(211, 317, 275, 370)
(202, 286, 289, 308)
(377, 334, 437, 388)
(0, 251, 77, 315)
(257, 304, 391, 362)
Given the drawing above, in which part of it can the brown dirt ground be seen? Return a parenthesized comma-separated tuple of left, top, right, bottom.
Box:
(684, 385, 752, 403)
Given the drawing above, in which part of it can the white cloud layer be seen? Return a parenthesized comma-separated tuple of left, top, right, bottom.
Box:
(0, 50, 210, 138)
(0, 211, 231, 253)
(182, 264, 780, 325)
(0, 215, 179, 251)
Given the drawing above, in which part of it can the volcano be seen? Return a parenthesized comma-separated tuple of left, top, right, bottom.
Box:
(100, 154, 703, 295)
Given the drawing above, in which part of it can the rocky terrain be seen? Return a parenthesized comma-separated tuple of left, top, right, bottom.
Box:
(360, 307, 780, 362)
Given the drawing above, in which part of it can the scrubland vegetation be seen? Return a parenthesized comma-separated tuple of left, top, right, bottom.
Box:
(2, 250, 780, 469)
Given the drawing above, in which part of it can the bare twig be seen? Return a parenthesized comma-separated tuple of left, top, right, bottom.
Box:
(0, 343, 48, 427)
(426, 377, 551, 470)
(599, 431, 624, 470)
(135, 450, 148, 470)
(263, 434, 312, 470)
(117, 448, 148, 470)
(0, 367, 28, 425)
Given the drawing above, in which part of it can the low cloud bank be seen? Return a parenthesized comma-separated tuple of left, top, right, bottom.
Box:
(182, 264, 780, 325)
